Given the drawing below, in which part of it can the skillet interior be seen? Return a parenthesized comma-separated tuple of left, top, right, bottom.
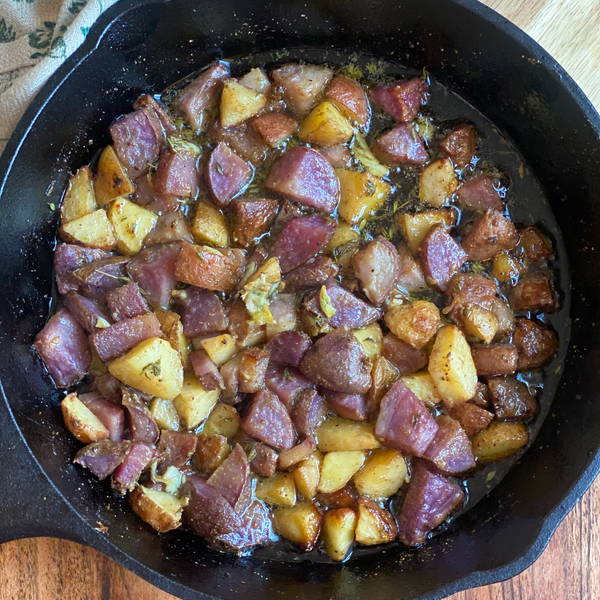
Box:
(0, 0, 600, 598)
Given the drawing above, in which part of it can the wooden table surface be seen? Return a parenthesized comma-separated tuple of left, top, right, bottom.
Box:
(2, 1, 599, 599)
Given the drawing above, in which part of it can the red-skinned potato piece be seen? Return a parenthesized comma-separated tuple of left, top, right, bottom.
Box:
(488, 375, 538, 421)
(448, 402, 494, 438)
(419, 224, 467, 292)
(317, 144, 353, 169)
(106, 281, 148, 322)
(206, 142, 253, 208)
(133, 94, 176, 136)
(241, 390, 296, 450)
(63, 291, 112, 334)
(79, 392, 125, 442)
(54, 243, 110, 296)
(461, 209, 519, 262)
(326, 75, 371, 127)
(208, 118, 268, 166)
(446, 272, 497, 311)
(154, 147, 200, 198)
(267, 331, 312, 367)
(456, 174, 504, 212)
(74, 440, 132, 480)
(112, 442, 156, 494)
(438, 124, 477, 168)
(189, 348, 224, 391)
(292, 389, 328, 438)
(214, 499, 274, 553)
(471, 343, 519, 376)
(509, 273, 556, 313)
(73, 256, 130, 300)
(375, 380, 438, 456)
(265, 363, 315, 412)
(231, 197, 279, 248)
(284, 256, 339, 292)
(251, 112, 298, 146)
(370, 78, 428, 123)
(265, 147, 340, 213)
(396, 461, 464, 546)
(250, 443, 279, 478)
(134, 172, 182, 216)
(33, 307, 91, 388)
(397, 242, 428, 292)
(324, 390, 369, 421)
(207, 444, 252, 513)
(175, 242, 246, 292)
(372, 123, 429, 166)
(422, 415, 476, 475)
(382, 334, 428, 376)
(172, 63, 229, 131)
(158, 431, 198, 468)
(173, 286, 228, 338)
(520, 227, 552, 264)
(122, 390, 159, 444)
(513, 318, 558, 370)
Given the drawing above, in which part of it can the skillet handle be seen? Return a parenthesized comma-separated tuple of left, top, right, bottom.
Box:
(0, 397, 86, 545)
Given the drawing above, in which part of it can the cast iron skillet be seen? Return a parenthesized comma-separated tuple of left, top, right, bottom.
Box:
(1, 0, 599, 598)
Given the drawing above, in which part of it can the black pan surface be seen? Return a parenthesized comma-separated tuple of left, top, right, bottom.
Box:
(1, 1, 600, 599)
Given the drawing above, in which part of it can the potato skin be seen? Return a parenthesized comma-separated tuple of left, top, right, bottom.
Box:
(62, 392, 109, 443)
(322, 508, 357, 561)
(273, 501, 323, 551)
(60, 209, 117, 250)
(384, 301, 440, 349)
(129, 486, 182, 533)
(472, 421, 528, 461)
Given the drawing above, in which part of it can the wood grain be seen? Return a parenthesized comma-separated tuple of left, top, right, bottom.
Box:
(1, 1, 599, 599)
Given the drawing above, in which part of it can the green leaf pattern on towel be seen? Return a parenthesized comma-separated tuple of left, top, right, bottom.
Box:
(68, 0, 88, 14)
(29, 21, 68, 59)
(0, 19, 17, 43)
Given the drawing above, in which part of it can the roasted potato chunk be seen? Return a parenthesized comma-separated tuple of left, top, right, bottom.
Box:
(200, 334, 239, 366)
(173, 373, 220, 430)
(353, 322, 384, 360)
(316, 418, 381, 452)
(401, 370, 443, 407)
(95, 145, 135, 205)
(293, 451, 322, 500)
(130, 486, 184, 533)
(325, 223, 361, 267)
(62, 392, 109, 443)
(398, 209, 456, 252)
(353, 448, 407, 499)
(60, 208, 117, 250)
(318, 451, 366, 494)
(428, 325, 478, 407)
(193, 433, 230, 476)
(354, 497, 397, 546)
(107, 197, 158, 256)
(299, 100, 354, 146)
(322, 508, 357, 561)
(149, 397, 180, 431)
(418, 158, 458, 207)
(336, 169, 391, 225)
(192, 202, 230, 247)
(61, 166, 97, 224)
(256, 472, 297, 507)
(154, 309, 189, 364)
(350, 134, 389, 177)
(273, 501, 322, 551)
(492, 251, 524, 284)
(472, 421, 528, 461)
(457, 304, 499, 344)
(202, 402, 240, 438)
(220, 79, 266, 127)
(384, 301, 440, 349)
(109, 337, 184, 400)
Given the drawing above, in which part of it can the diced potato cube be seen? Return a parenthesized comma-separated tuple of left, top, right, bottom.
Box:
(154, 309, 189, 364)
(428, 325, 478, 407)
(193, 433, 230, 476)
(107, 197, 158, 256)
(172, 372, 220, 430)
(265, 294, 297, 340)
(61, 392, 109, 443)
(398, 209, 456, 252)
(149, 397, 180, 431)
(351, 134, 389, 178)
(273, 501, 322, 551)
(256, 472, 297, 507)
(472, 421, 528, 462)
(353, 323, 383, 360)
(353, 448, 407, 499)
(109, 337, 184, 400)
(200, 334, 239, 366)
(384, 301, 440, 349)
(369, 355, 400, 412)
(325, 223, 361, 267)
(493, 252, 524, 284)
(460, 304, 499, 344)
(60, 208, 117, 250)
(202, 402, 240, 438)
(293, 451, 322, 500)
(61, 166, 97, 224)
(316, 418, 380, 452)
(192, 202, 230, 247)
(95, 145, 135, 205)
(322, 508, 357, 561)
(418, 158, 458, 207)
(318, 451, 366, 494)
(246, 256, 281, 286)
(298, 100, 354, 146)
(220, 80, 267, 127)
(239, 67, 271, 93)
(129, 486, 183, 533)
(336, 169, 391, 226)
(354, 497, 397, 546)
(401, 370, 443, 406)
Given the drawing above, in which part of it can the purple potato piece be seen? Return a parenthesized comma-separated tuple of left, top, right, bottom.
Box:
(207, 444, 252, 513)
(266, 331, 312, 367)
(126, 242, 181, 308)
(513, 319, 558, 370)
(231, 197, 279, 249)
(396, 461, 464, 546)
(106, 281, 149, 322)
(33, 307, 91, 388)
(133, 94, 176, 136)
(372, 123, 429, 166)
(265, 147, 340, 213)
(509, 273, 556, 314)
(93, 373, 122, 405)
(375, 380, 438, 456)
(370, 78, 428, 123)
(300, 327, 372, 394)
(271, 63, 333, 116)
(90, 312, 162, 362)
(352, 236, 401, 306)
(269, 215, 337, 274)
(456, 174, 503, 212)
(172, 63, 230, 131)
(144, 212, 194, 246)
(461, 209, 520, 262)
(284, 255, 340, 292)
(292, 389, 328, 438)
(269, 199, 305, 240)
(238, 347, 271, 394)
(488, 375, 539, 421)
(250, 443, 279, 478)
(446, 272, 497, 311)
(79, 392, 125, 442)
(419, 224, 467, 292)
(317, 144, 353, 169)
(241, 390, 296, 450)
(158, 431, 198, 468)
(213, 500, 274, 553)
(438, 124, 477, 168)
(396, 242, 428, 292)
(54, 243, 110, 296)
(73, 256, 130, 300)
(422, 415, 476, 475)
(382, 334, 428, 376)
(324, 390, 368, 421)
(189, 348, 224, 391)
(206, 142, 253, 207)
(134, 171, 181, 216)
(448, 403, 494, 438)
(209, 118, 269, 166)
(63, 291, 111, 333)
(471, 344, 519, 376)
(265, 363, 315, 411)
(173, 286, 228, 338)
(74, 440, 132, 480)
(111, 442, 156, 494)
(121, 390, 159, 444)
(155, 147, 200, 198)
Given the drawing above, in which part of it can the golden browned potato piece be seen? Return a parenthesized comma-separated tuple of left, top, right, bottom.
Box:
(193, 433, 230, 477)
(316, 418, 381, 452)
(368, 355, 400, 412)
(60, 166, 97, 224)
(398, 209, 456, 252)
(350, 134, 389, 178)
(353, 448, 408, 499)
(107, 197, 157, 256)
(192, 202, 230, 247)
(94, 145, 135, 205)
(353, 323, 383, 360)
(256, 472, 297, 507)
(384, 301, 440, 349)
(60, 209, 117, 250)
(293, 451, 322, 500)
(418, 158, 458, 207)
(428, 325, 478, 407)
(149, 398, 180, 431)
(273, 501, 323, 551)
(129, 486, 184, 533)
(108, 337, 184, 400)
(172, 373, 220, 430)
(317, 451, 366, 494)
(220, 80, 266, 127)
(336, 169, 391, 225)
(459, 304, 499, 344)
(154, 309, 189, 364)
(401, 370, 443, 407)
(202, 403, 240, 439)
(325, 224, 361, 268)
(322, 508, 357, 561)
(354, 497, 397, 546)
(492, 251, 524, 284)
(200, 334, 239, 366)
(61, 392, 109, 443)
(472, 421, 528, 462)
(299, 100, 354, 146)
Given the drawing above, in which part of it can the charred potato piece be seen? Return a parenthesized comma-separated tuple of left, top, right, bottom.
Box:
(322, 508, 357, 561)
(62, 392, 109, 443)
(273, 501, 322, 551)
(130, 486, 184, 533)
(353, 448, 407, 499)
